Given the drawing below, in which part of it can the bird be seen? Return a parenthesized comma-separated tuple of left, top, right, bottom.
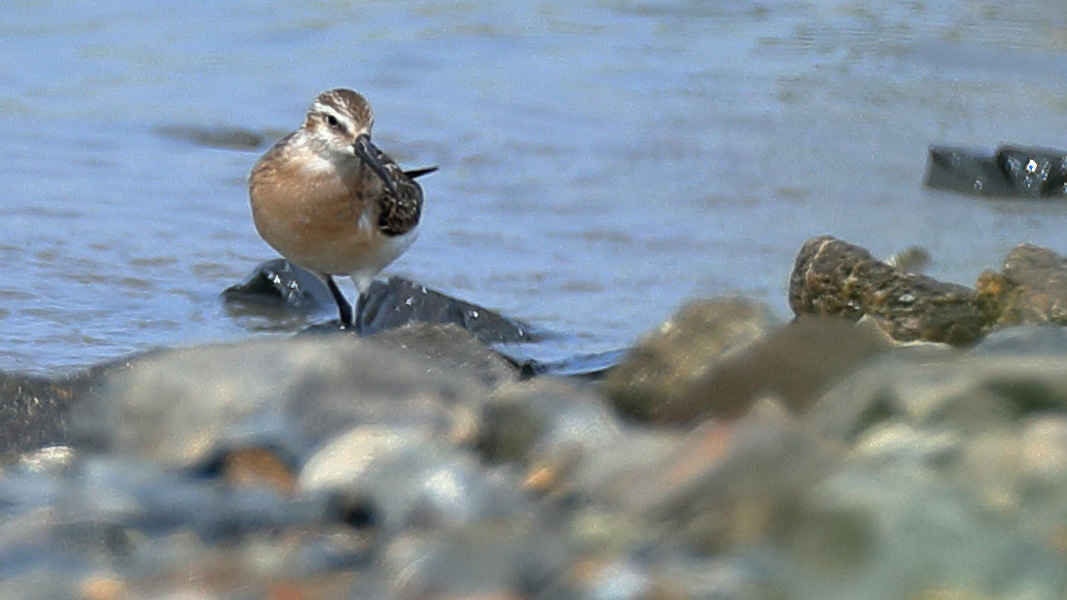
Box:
(248, 88, 435, 332)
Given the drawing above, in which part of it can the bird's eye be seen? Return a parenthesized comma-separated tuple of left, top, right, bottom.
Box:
(326, 115, 340, 128)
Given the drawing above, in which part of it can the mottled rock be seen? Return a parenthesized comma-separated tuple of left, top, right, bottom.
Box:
(602, 298, 775, 422)
(925, 145, 1067, 198)
(976, 244, 1067, 328)
(789, 236, 994, 345)
(68, 337, 489, 470)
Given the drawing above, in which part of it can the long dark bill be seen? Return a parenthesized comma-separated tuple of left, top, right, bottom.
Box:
(353, 134, 398, 196)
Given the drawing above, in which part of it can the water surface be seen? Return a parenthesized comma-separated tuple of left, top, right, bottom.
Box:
(2, 0, 1067, 374)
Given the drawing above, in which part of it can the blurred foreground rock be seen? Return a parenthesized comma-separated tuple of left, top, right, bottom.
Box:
(9, 243, 1067, 597)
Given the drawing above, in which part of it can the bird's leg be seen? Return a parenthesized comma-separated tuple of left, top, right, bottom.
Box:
(326, 276, 354, 329)
(354, 290, 369, 335)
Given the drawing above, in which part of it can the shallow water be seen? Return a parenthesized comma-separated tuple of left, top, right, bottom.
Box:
(2, 0, 1067, 374)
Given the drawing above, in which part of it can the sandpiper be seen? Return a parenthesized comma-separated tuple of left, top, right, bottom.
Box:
(248, 88, 435, 331)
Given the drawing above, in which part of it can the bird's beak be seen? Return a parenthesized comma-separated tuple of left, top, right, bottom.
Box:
(353, 134, 398, 196)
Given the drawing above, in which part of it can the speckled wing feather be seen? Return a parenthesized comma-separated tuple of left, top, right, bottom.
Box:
(374, 148, 425, 237)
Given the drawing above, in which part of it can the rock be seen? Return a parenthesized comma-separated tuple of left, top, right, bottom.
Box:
(789, 236, 994, 346)
(476, 378, 622, 465)
(0, 355, 140, 459)
(602, 298, 776, 422)
(382, 518, 567, 599)
(924, 144, 1067, 198)
(976, 244, 1067, 328)
(222, 258, 334, 316)
(971, 325, 1067, 355)
(591, 398, 840, 554)
(298, 425, 521, 533)
(805, 352, 1067, 444)
(774, 458, 1065, 600)
(359, 276, 539, 343)
(0, 372, 79, 459)
(372, 323, 520, 387)
(68, 336, 489, 471)
(681, 316, 891, 418)
(227, 260, 540, 344)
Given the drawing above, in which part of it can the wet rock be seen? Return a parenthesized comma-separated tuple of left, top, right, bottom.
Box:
(227, 259, 540, 344)
(976, 244, 1067, 328)
(789, 236, 993, 346)
(373, 323, 520, 387)
(222, 258, 334, 316)
(360, 276, 539, 343)
(924, 144, 1067, 198)
(68, 336, 489, 471)
(299, 425, 521, 533)
(602, 298, 776, 422)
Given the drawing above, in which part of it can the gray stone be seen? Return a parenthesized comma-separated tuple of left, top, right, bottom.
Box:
(372, 322, 520, 387)
(476, 378, 622, 465)
(299, 424, 521, 532)
(602, 298, 776, 422)
(68, 337, 489, 470)
(805, 354, 1067, 443)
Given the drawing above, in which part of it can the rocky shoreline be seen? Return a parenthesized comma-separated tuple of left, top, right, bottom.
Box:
(4, 236, 1067, 598)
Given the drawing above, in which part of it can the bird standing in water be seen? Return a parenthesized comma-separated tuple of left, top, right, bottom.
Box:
(248, 88, 435, 331)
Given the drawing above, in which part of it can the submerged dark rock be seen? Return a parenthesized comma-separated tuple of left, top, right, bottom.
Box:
(925, 145, 1067, 198)
(790, 235, 995, 346)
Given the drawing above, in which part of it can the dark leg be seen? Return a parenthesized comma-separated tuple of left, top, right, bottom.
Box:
(326, 277, 354, 329)
(353, 290, 369, 335)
